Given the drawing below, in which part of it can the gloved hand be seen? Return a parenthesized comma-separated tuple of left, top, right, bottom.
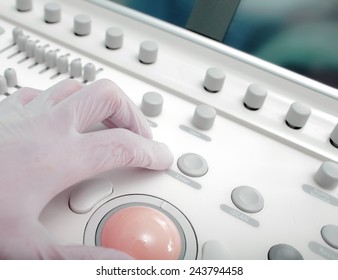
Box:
(0, 79, 173, 259)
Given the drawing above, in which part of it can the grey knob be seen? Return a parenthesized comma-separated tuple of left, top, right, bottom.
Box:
(4, 68, 18, 87)
(139, 41, 158, 64)
(243, 84, 268, 110)
(285, 102, 311, 129)
(56, 55, 69, 73)
(141, 92, 164, 117)
(74, 14, 91, 36)
(17, 35, 28, 52)
(0, 76, 8, 95)
(192, 104, 216, 130)
(83, 63, 96, 82)
(12, 27, 24, 43)
(105, 27, 123, 50)
(330, 124, 338, 149)
(25, 40, 36, 58)
(314, 161, 338, 189)
(16, 0, 32, 12)
(34, 45, 45, 64)
(44, 2, 61, 24)
(70, 59, 82, 78)
(203, 67, 225, 93)
(45, 50, 57, 68)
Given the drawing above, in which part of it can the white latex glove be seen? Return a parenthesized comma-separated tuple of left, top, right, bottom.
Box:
(0, 79, 173, 259)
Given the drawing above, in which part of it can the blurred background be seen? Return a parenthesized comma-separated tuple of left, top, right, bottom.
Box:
(109, 0, 338, 89)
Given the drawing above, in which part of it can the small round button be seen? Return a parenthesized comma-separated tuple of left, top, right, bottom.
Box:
(177, 153, 208, 177)
(4, 68, 18, 88)
(321, 225, 338, 249)
(243, 84, 268, 110)
(314, 161, 338, 189)
(285, 102, 311, 129)
(141, 92, 163, 117)
(83, 63, 96, 82)
(330, 123, 338, 149)
(56, 55, 69, 74)
(139, 41, 158, 64)
(105, 27, 123, 50)
(203, 67, 225, 93)
(202, 240, 228, 260)
(12, 27, 23, 43)
(74, 14, 91, 36)
(45, 50, 57, 68)
(44, 2, 61, 24)
(268, 244, 303, 260)
(192, 104, 216, 130)
(0, 76, 8, 95)
(34, 45, 45, 64)
(17, 35, 28, 52)
(16, 0, 33, 12)
(231, 186, 264, 213)
(25, 40, 36, 58)
(70, 59, 82, 78)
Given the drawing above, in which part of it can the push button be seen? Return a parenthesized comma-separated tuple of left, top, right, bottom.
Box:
(321, 225, 338, 249)
(231, 186, 264, 213)
(268, 244, 303, 260)
(177, 153, 208, 177)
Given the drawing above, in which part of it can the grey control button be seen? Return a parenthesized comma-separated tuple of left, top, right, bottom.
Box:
(321, 225, 338, 249)
(56, 55, 69, 74)
(285, 102, 311, 129)
(70, 59, 82, 78)
(0, 76, 8, 95)
(25, 40, 36, 58)
(231, 186, 264, 213)
(17, 35, 28, 52)
(139, 41, 158, 64)
(314, 161, 338, 189)
(141, 91, 163, 117)
(83, 63, 96, 82)
(243, 84, 268, 110)
(44, 2, 61, 24)
(45, 50, 57, 68)
(74, 14, 91, 36)
(202, 240, 228, 260)
(203, 67, 225, 93)
(177, 153, 208, 177)
(12, 27, 23, 43)
(192, 104, 216, 130)
(105, 27, 123, 50)
(330, 124, 338, 148)
(268, 244, 303, 260)
(4, 68, 18, 87)
(16, 0, 33, 12)
(34, 45, 45, 64)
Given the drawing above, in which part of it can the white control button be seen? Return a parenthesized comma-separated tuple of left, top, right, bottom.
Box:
(74, 14, 91, 36)
(139, 41, 158, 64)
(202, 240, 228, 260)
(243, 84, 268, 110)
(203, 67, 225, 92)
(17, 35, 28, 52)
(141, 91, 164, 117)
(70, 59, 82, 78)
(321, 224, 338, 249)
(285, 102, 311, 129)
(105, 27, 123, 49)
(268, 244, 303, 260)
(12, 27, 23, 43)
(69, 178, 113, 214)
(231, 186, 264, 213)
(16, 0, 33, 12)
(192, 104, 216, 130)
(34, 45, 45, 64)
(44, 2, 61, 24)
(25, 40, 36, 58)
(330, 124, 338, 148)
(314, 161, 338, 189)
(4, 68, 18, 88)
(56, 55, 69, 74)
(83, 63, 96, 82)
(177, 153, 208, 177)
(0, 26, 4, 36)
(0, 76, 8, 95)
(45, 50, 57, 68)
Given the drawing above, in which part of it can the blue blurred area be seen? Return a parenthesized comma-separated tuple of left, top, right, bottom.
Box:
(110, 0, 338, 88)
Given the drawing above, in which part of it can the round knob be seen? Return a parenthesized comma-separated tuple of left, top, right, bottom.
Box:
(141, 92, 164, 117)
(56, 55, 69, 74)
(139, 41, 158, 64)
(12, 27, 24, 43)
(314, 161, 338, 189)
(25, 40, 36, 58)
(330, 124, 338, 149)
(0, 76, 8, 95)
(17, 34, 28, 52)
(243, 84, 268, 110)
(74, 14, 91, 36)
(70, 59, 82, 78)
(203, 67, 225, 93)
(105, 27, 123, 50)
(45, 50, 57, 68)
(83, 63, 96, 82)
(44, 2, 61, 24)
(285, 102, 311, 129)
(16, 0, 33, 12)
(34, 45, 45, 64)
(4, 68, 18, 88)
(192, 104, 216, 130)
